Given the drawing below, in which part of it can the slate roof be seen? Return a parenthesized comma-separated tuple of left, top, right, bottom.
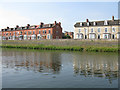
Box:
(74, 19, 120, 27)
(1, 23, 55, 32)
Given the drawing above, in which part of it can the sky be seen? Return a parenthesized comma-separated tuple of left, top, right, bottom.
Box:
(0, 2, 118, 32)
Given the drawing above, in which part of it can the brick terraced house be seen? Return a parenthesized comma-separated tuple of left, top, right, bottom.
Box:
(74, 16, 120, 39)
(1, 21, 62, 40)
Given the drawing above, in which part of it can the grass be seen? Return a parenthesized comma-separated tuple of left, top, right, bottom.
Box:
(0, 44, 119, 52)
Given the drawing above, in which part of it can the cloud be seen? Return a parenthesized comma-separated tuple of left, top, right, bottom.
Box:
(0, 8, 31, 30)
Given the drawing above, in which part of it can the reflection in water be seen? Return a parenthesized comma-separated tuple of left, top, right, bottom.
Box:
(2, 49, 61, 74)
(73, 53, 118, 84)
(2, 49, 118, 86)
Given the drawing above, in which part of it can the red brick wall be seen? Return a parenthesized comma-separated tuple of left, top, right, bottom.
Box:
(1, 22, 62, 39)
(52, 23, 62, 39)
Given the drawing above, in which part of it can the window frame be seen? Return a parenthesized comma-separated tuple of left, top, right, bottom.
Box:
(105, 28, 107, 33)
(112, 27, 115, 32)
(98, 28, 101, 32)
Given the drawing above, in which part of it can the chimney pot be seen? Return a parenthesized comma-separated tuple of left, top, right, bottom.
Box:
(27, 24, 30, 27)
(7, 27, 9, 29)
(54, 21, 57, 25)
(40, 22, 44, 27)
(86, 19, 89, 22)
(112, 16, 114, 21)
(16, 25, 19, 28)
(59, 22, 61, 26)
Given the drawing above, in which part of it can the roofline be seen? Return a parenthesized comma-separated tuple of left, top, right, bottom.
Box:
(75, 19, 120, 24)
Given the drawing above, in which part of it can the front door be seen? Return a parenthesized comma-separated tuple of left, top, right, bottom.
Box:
(98, 35, 100, 39)
(85, 35, 87, 39)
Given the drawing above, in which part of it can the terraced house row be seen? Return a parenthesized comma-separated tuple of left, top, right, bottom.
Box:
(0, 16, 120, 40)
(0, 21, 62, 40)
(74, 16, 120, 39)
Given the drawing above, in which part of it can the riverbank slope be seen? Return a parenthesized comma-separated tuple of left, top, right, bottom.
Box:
(0, 39, 119, 52)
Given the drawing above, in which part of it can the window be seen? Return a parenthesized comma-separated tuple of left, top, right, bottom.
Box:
(87, 22, 89, 26)
(56, 36, 59, 39)
(80, 23, 82, 26)
(47, 35, 49, 39)
(45, 30, 46, 34)
(10, 33, 11, 35)
(30, 31, 31, 34)
(79, 29, 81, 33)
(112, 27, 115, 32)
(104, 20, 108, 25)
(14, 32, 15, 35)
(28, 31, 31, 35)
(43, 30, 44, 34)
(105, 28, 107, 33)
(33, 31, 35, 34)
(28, 31, 30, 35)
(6, 33, 8, 35)
(20, 31, 22, 34)
(91, 28, 93, 33)
(49, 30, 51, 34)
(77, 34, 79, 38)
(93, 22, 96, 26)
(56, 31, 58, 34)
(98, 28, 100, 32)
(84, 28, 87, 34)
(39, 30, 40, 34)
(24, 31, 27, 35)
(17, 32, 19, 35)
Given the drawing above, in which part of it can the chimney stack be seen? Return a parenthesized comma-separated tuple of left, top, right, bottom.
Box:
(59, 22, 61, 26)
(27, 24, 30, 27)
(112, 16, 114, 21)
(40, 22, 44, 25)
(40, 22, 44, 27)
(86, 19, 89, 22)
(54, 21, 57, 25)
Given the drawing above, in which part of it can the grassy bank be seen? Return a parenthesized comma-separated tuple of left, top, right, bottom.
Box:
(0, 40, 119, 52)
(1, 44, 119, 52)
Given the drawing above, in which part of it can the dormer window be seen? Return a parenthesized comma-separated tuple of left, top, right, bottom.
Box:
(87, 22, 89, 26)
(1, 29, 4, 31)
(80, 23, 82, 26)
(104, 20, 108, 25)
(93, 22, 96, 26)
(15, 28, 17, 30)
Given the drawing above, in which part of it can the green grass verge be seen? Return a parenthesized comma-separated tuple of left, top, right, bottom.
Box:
(0, 44, 119, 52)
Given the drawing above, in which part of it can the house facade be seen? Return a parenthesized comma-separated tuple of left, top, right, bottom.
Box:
(1, 21, 62, 40)
(64, 31, 74, 39)
(74, 16, 120, 39)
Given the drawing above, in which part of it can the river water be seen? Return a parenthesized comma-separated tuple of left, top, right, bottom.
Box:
(2, 48, 118, 88)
